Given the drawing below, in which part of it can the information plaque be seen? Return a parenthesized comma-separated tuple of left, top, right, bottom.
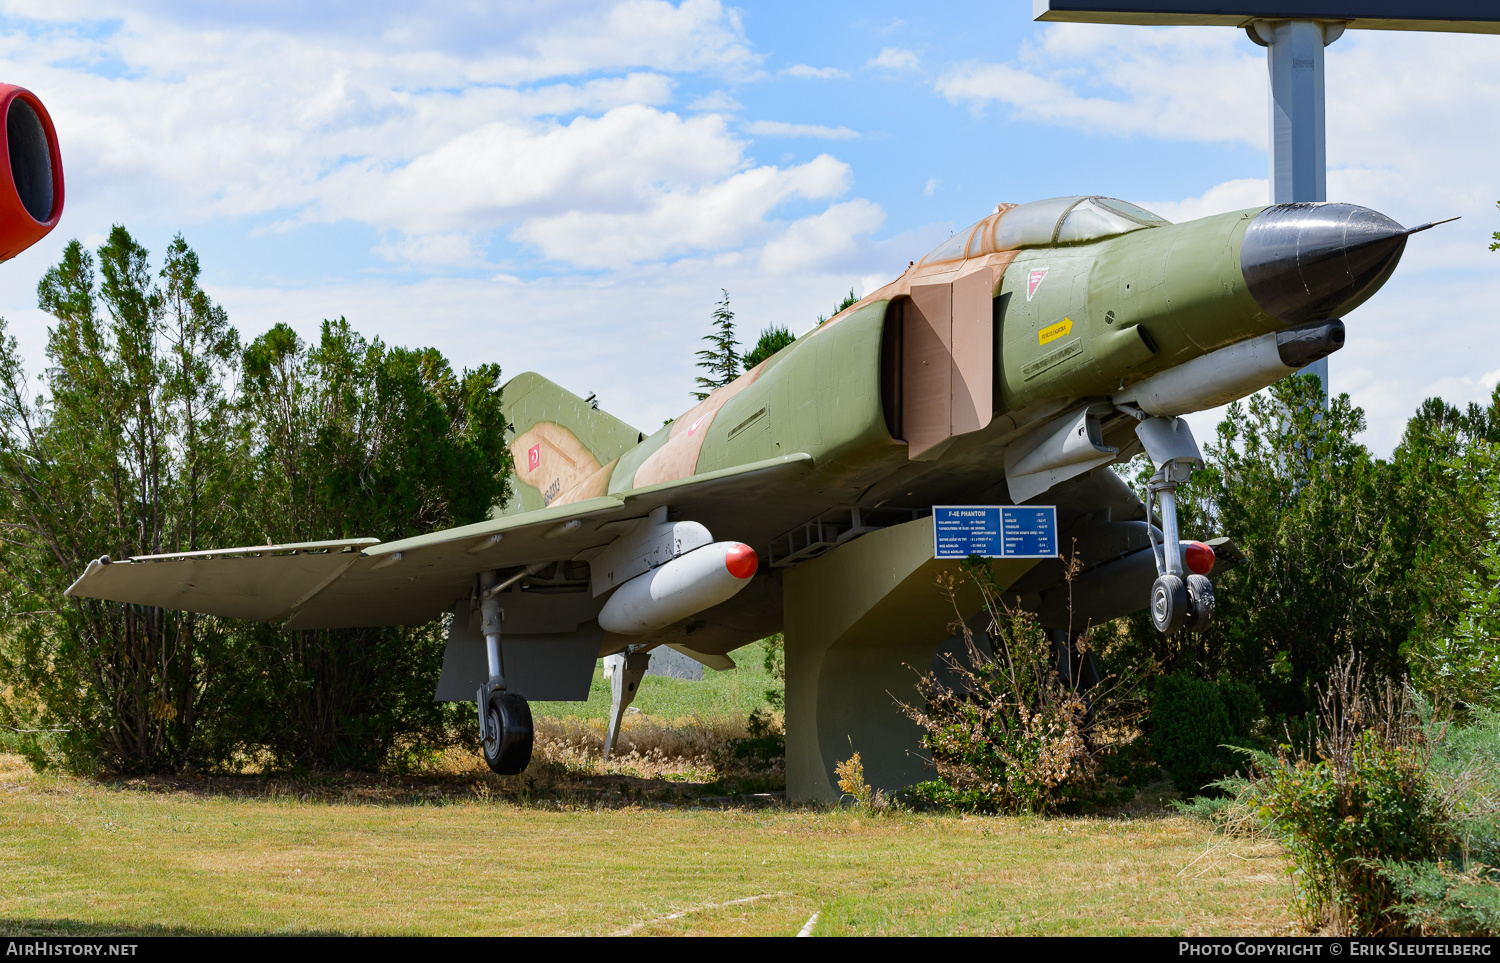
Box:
(932, 506, 1058, 560)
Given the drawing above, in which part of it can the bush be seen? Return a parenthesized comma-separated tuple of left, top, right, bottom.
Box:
(1382, 861, 1500, 936)
(1150, 671, 1263, 795)
(900, 559, 1145, 815)
(1255, 655, 1499, 936)
(1263, 732, 1445, 934)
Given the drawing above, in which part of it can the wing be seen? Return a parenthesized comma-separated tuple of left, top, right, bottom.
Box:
(65, 538, 381, 622)
(65, 452, 814, 630)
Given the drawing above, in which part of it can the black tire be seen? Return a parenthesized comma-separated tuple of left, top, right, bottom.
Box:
(481, 691, 534, 775)
(1186, 574, 1216, 631)
(1150, 574, 1188, 635)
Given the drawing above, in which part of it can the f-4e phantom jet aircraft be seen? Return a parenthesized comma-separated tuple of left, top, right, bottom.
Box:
(67, 194, 1437, 795)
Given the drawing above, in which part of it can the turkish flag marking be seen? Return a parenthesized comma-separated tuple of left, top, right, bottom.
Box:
(528, 444, 541, 471)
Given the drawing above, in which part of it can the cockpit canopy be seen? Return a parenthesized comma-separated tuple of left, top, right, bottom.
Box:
(918, 196, 1170, 268)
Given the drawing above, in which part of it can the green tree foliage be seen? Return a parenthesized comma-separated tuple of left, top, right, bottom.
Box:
(0, 230, 511, 774)
(1114, 376, 1500, 721)
(232, 320, 510, 770)
(744, 325, 795, 369)
(1416, 442, 1500, 708)
(1115, 375, 1385, 715)
(1148, 671, 1262, 795)
(1372, 401, 1498, 702)
(0, 229, 243, 772)
(816, 288, 858, 326)
(693, 289, 740, 401)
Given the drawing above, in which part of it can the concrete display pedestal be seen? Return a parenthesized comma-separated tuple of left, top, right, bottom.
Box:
(782, 514, 1038, 802)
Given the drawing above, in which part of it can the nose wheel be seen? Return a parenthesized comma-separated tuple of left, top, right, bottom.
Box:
(1185, 573, 1215, 631)
(1150, 574, 1187, 635)
(1152, 572, 1215, 635)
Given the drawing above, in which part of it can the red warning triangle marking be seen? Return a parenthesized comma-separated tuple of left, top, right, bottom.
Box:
(1027, 267, 1048, 301)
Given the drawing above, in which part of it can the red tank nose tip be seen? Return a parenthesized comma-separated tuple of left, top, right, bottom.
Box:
(1185, 541, 1215, 575)
(724, 543, 758, 580)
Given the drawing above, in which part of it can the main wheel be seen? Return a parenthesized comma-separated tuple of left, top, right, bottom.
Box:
(1150, 574, 1188, 635)
(481, 691, 534, 775)
(1185, 574, 1216, 632)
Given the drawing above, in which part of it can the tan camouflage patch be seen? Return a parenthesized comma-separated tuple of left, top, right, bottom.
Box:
(550, 457, 617, 508)
(510, 422, 603, 508)
(633, 368, 762, 488)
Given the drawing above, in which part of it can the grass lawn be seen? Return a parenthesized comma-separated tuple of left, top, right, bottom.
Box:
(532, 639, 778, 722)
(0, 750, 1294, 937)
(0, 639, 1299, 936)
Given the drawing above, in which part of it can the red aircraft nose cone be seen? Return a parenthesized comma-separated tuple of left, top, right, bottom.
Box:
(1184, 541, 1215, 575)
(724, 543, 758, 580)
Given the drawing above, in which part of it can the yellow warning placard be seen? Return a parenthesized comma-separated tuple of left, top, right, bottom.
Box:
(1039, 317, 1073, 345)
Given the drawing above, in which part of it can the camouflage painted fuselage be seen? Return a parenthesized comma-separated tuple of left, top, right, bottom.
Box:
(509, 206, 1286, 504)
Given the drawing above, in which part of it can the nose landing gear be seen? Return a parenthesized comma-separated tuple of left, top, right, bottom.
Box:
(1130, 413, 1216, 636)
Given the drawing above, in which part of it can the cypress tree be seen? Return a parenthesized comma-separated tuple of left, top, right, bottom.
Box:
(693, 289, 740, 401)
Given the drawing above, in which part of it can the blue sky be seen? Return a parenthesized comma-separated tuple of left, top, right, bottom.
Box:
(0, 0, 1493, 453)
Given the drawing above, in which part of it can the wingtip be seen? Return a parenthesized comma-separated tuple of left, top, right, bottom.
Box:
(63, 555, 111, 598)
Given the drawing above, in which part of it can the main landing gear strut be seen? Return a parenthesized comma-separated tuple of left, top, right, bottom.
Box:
(1127, 413, 1216, 636)
(476, 569, 534, 775)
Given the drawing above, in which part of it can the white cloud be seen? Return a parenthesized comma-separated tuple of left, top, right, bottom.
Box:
(937, 24, 1261, 145)
(1141, 178, 1267, 223)
(372, 232, 486, 268)
(758, 199, 885, 274)
(743, 120, 859, 139)
(0, 1, 887, 272)
(511, 153, 854, 268)
(0, 0, 762, 85)
(688, 90, 743, 111)
(866, 47, 920, 72)
(932, 25, 1500, 245)
(782, 64, 849, 80)
(923, 178, 937, 197)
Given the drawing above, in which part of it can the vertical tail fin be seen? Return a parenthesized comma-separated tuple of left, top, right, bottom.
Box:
(502, 372, 644, 514)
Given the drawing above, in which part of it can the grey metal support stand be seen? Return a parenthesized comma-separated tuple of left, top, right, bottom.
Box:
(1248, 18, 1345, 406)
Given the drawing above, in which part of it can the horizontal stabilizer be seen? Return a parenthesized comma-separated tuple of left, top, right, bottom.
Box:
(664, 643, 735, 671)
